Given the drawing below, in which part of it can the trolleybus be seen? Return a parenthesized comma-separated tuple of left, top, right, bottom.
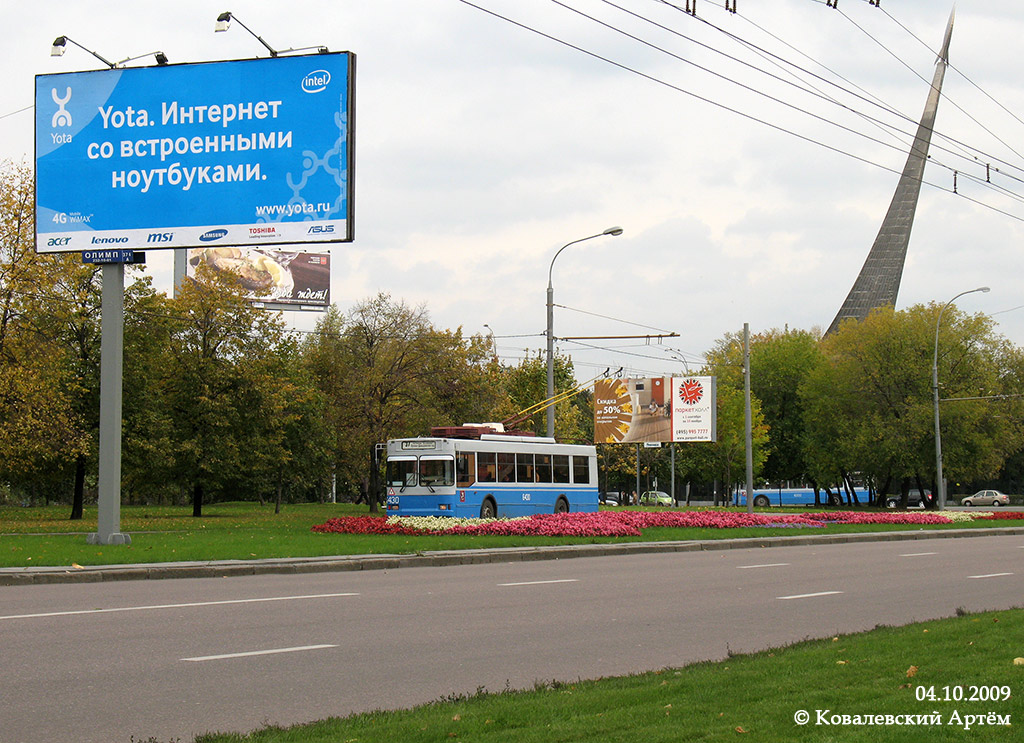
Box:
(384, 430, 598, 518)
(737, 487, 870, 508)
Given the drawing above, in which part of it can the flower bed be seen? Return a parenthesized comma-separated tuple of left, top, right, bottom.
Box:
(976, 510, 1024, 521)
(311, 507, 1023, 538)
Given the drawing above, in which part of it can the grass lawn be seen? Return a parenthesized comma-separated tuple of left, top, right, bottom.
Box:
(0, 502, 1018, 568)
(191, 608, 1022, 742)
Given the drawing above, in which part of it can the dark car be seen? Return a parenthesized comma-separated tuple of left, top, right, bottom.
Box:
(599, 491, 621, 506)
(885, 489, 933, 509)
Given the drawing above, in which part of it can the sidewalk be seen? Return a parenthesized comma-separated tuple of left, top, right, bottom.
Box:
(2, 525, 1022, 586)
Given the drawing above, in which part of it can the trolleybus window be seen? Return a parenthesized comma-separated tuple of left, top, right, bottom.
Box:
(456, 452, 475, 488)
(553, 455, 570, 483)
(516, 453, 535, 483)
(477, 452, 496, 482)
(535, 454, 552, 483)
(572, 455, 590, 483)
(497, 453, 515, 483)
(387, 457, 417, 488)
(419, 456, 455, 488)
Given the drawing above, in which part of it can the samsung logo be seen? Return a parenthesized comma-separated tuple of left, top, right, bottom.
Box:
(200, 229, 228, 242)
(301, 70, 331, 93)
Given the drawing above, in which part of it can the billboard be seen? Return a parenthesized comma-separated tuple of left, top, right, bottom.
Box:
(35, 52, 354, 253)
(594, 377, 717, 444)
(187, 247, 330, 309)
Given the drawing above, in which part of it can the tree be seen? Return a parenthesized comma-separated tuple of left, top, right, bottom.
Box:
(305, 293, 504, 511)
(157, 264, 295, 516)
(240, 335, 332, 513)
(0, 161, 87, 500)
(749, 328, 823, 485)
(693, 330, 770, 501)
(498, 351, 588, 442)
(801, 304, 1021, 506)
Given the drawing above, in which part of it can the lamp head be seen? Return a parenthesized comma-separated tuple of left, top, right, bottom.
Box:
(603, 226, 624, 236)
(154, 52, 168, 65)
(215, 12, 232, 32)
(979, 286, 991, 293)
(51, 36, 67, 57)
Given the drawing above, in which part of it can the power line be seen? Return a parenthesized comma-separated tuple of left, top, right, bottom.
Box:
(455, 0, 1024, 223)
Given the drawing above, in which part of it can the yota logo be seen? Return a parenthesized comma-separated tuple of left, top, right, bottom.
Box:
(301, 70, 331, 93)
(51, 87, 72, 127)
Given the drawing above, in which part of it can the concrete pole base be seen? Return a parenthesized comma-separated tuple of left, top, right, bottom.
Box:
(87, 532, 132, 546)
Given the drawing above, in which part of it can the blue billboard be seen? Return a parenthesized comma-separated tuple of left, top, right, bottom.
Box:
(35, 52, 354, 253)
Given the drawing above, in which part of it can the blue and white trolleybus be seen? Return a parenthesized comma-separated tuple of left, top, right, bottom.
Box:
(385, 428, 598, 518)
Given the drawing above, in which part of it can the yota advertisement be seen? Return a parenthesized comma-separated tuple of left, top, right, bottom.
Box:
(187, 247, 330, 309)
(35, 52, 354, 252)
(594, 377, 716, 444)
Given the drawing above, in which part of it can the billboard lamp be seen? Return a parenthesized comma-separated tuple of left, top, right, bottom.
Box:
(115, 51, 169, 67)
(50, 36, 115, 68)
(215, 11, 329, 57)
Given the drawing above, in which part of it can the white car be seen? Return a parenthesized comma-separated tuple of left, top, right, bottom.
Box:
(960, 490, 1009, 507)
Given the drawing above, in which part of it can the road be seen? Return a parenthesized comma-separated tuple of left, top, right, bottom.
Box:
(1, 534, 1021, 742)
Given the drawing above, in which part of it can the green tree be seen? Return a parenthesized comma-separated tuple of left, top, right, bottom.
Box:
(749, 328, 823, 485)
(157, 264, 294, 516)
(498, 351, 589, 442)
(801, 305, 1020, 506)
(0, 161, 87, 501)
(305, 293, 503, 511)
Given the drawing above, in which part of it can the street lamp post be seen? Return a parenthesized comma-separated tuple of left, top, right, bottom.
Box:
(933, 286, 989, 510)
(546, 226, 623, 438)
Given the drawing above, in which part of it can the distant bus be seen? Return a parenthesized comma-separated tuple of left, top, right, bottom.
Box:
(736, 487, 870, 508)
(384, 433, 599, 518)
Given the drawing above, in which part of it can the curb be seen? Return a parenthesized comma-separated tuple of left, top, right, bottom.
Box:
(2, 526, 1022, 586)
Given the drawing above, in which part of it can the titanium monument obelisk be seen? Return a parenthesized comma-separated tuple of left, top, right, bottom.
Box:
(826, 9, 955, 336)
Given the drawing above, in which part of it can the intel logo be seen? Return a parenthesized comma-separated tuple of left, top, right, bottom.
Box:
(301, 70, 331, 93)
(200, 229, 228, 242)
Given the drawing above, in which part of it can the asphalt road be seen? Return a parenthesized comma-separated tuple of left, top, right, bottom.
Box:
(1, 534, 1021, 743)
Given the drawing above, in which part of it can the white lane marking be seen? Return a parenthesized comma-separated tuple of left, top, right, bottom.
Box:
(968, 572, 1014, 579)
(777, 591, 843, 600)
(737, 562, 790, 569)
(899, 552, 938, 557)
(499, 579, 579, 587)
(0, 593, 359, 621)
(182, 644, 338, 662)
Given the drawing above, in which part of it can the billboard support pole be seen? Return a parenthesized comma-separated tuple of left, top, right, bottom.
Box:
(172, 248, 187, 298)
(670, 442, 676, 505)
(88, 264, 130, 546)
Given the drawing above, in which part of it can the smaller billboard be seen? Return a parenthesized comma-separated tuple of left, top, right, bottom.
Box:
(670, 376, 717, 442)
(187, 247, 330, 309)
(594, 377, 716, 444)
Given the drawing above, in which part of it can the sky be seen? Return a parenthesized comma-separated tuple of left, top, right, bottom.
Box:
(4, 0, 1024, 381)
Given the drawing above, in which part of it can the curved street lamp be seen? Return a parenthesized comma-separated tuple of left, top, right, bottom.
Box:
(546, 226, 623, 437)
(933, 286, 989, 510)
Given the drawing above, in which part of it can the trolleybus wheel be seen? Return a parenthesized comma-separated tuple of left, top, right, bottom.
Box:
(555, 496, 569, 514)
(753, 495, 770, 508)
(480, 498, 496, 519)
